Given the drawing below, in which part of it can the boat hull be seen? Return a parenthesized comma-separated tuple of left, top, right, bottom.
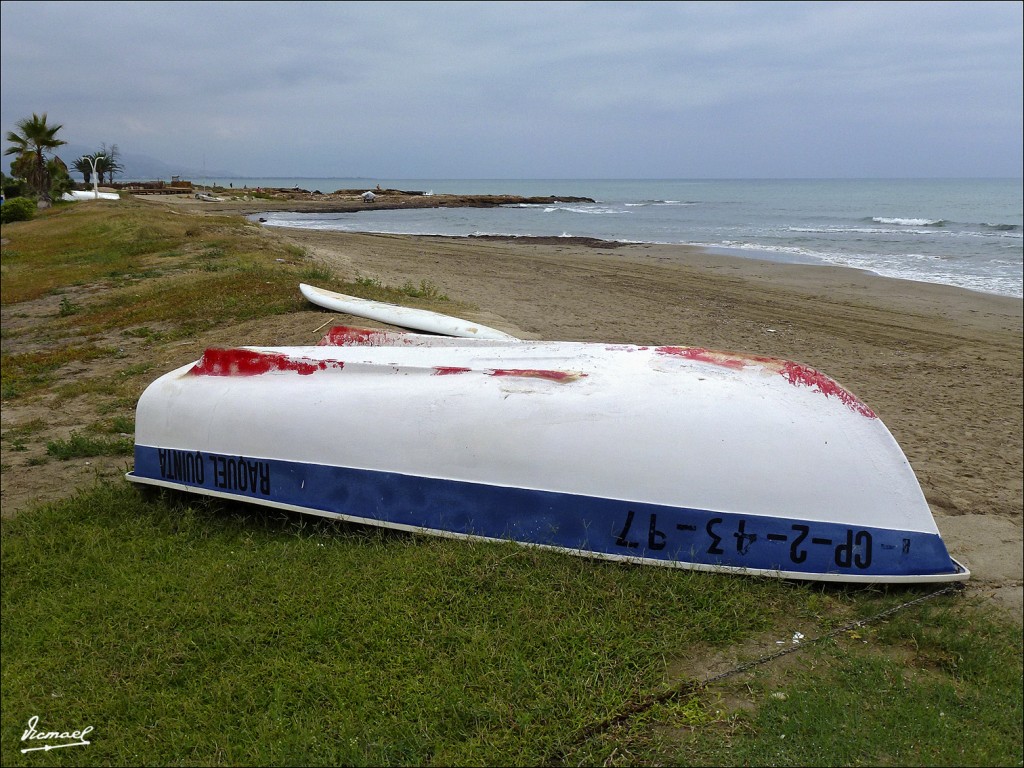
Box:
(127, 327, 968, 583)
(61, 190, 120, 201)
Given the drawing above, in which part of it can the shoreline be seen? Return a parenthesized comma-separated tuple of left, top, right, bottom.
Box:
(147, 192, 1023, 345)
(285, 226, 1022, 301)
(271, 227, 1024, 302)
(154, 190, 1022, 300)
(271, 226, 1023, 339)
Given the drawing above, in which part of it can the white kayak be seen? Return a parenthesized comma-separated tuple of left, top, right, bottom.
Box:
(300, 283, 519, 340)
(127, 325, 968, 583)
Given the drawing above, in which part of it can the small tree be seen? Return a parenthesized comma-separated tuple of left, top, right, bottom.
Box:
(10, 153, 37, 188)
(3, 113, 67, 204)
(48, 158, 74, 200)
(1, 169, 25, 199)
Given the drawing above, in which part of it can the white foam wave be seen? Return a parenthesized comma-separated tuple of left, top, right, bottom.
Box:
(699, 240, 1021, 298)
(707, 241, 824, 261)
(789, 225, 1022, 241)
(872, 217, 944, 227)
(624, 200, 692, 207)
(790, 226, 941, 236)
(540, 205, 625, 215)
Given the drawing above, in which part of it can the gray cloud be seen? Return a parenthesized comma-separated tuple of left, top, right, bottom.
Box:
(2, 0, 1021, 178)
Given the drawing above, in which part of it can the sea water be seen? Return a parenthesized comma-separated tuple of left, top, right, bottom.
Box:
(196, 177, 1023, 298)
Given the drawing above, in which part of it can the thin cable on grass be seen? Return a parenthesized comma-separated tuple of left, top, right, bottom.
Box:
(553, 583, 965, 762)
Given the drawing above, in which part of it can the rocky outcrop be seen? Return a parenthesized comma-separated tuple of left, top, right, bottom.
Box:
(165, 187, 596, 216)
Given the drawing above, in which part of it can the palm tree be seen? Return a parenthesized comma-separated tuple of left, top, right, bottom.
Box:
(72, 155, 95, 184)
(4, 113, 67, 202)
(73, 146, 122, 187)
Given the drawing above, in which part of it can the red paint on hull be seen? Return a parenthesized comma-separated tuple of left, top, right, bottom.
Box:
(656, 346, 776, 369)
(781, 362, 876, 418)
(190, 349, 345, 376)
(656, 345, 874, 418)
(318, 326, 408, 346)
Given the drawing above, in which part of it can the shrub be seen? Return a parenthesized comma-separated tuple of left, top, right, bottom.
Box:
(1, 196, 36, 224)
(48, 161, 75, 201)
(3, 179, 26, 199)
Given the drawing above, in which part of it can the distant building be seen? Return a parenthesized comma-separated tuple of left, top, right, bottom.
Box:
(361, 190, 376, 203)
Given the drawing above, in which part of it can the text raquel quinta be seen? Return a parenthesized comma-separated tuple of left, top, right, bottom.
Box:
(157, 448, 271, 495)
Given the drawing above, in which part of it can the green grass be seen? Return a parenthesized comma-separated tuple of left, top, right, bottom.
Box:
(1, 418, 48, 442)
(354, 275, 453, 305)
(1, 483, 1020, 766)
(399, 279, 449, 301)
(0, 201, 476, 408)
(90, 415, 135, 435)
(58, 296, 82, 317)
(45, 431, 134, 459)
(0, 203, 185, 304)
(0, 200, 469, 351)
(1, 344, 117, 400)
(0, 483, 778, 765)
(71, 262, 308, 337)
(664, 611, 1023, 766)
(300, 265, 335, 283)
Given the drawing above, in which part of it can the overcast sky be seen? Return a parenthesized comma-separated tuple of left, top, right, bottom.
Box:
(2, 1, 1021, 179)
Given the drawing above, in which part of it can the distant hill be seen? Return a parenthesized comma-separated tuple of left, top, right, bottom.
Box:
(3, 144, 236, 182)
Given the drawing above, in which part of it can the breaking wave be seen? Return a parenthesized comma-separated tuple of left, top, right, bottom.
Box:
(624, 200, 695, 206)
(539, 205, 626, 215)
(870, 217, 946, 227)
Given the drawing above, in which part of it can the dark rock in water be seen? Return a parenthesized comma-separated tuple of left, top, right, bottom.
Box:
(469, 234, 622, 249)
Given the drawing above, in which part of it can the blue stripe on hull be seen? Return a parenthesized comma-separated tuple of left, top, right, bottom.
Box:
(132, 445, 963, 580)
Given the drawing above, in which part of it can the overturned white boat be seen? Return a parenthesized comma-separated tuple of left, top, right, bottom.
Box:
(127, 325, 968, 584)
(62, 190, 120, 201)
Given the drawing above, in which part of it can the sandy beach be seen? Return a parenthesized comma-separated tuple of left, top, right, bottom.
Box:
(266, 225, 1023, 616)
